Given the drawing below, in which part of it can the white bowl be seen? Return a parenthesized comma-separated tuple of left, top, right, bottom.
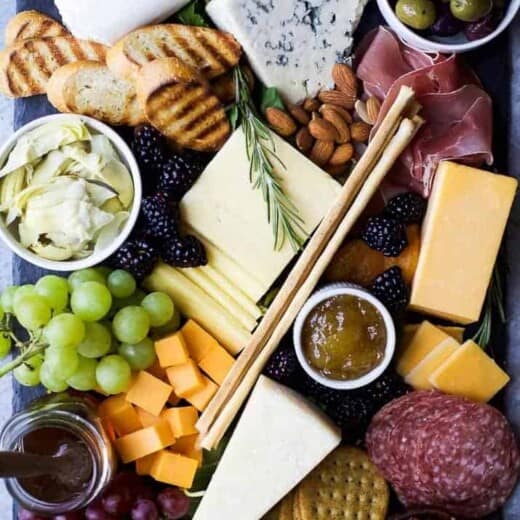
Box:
(377, 0, 520, 53)
(293, 283, 396, 390)
(0, 114, 142, 272)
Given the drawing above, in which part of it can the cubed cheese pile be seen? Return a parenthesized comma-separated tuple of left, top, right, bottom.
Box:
(99, 319, 235, 488)
(397, 321, 509, 402)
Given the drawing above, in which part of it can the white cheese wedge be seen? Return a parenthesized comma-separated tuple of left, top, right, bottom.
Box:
(54, 0, 191, 44)
(194, 376, 341, 520)
(180, 128, 342, 296)
(206, 0, 369, 103)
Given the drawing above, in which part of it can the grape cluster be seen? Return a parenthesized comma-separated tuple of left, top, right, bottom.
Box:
(19, 472, 190, 520)
(0, 268, 178, 395)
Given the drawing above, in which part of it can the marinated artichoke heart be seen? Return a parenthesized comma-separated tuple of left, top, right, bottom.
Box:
(0, 117, 133, 261)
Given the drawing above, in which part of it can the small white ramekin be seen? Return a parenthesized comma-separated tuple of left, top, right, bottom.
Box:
(377, 0, 520, 54)
(293, 283, 396, 390)
(0, 114, 142, 271)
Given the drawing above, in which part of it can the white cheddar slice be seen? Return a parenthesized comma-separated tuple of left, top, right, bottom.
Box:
(194, 376, 341, 520)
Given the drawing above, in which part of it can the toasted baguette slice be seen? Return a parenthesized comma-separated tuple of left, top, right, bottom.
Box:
(5, 10, 69, 46)
(0, 36, 107, 98)
(107, 24, 241, 82)
(137, 58, 230, 152)
(47, 61, 145, 126)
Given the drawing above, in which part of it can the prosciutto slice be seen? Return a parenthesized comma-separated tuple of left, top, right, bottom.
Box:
(356, 27, 493, 196)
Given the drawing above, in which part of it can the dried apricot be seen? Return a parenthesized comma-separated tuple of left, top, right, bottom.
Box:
(384, 225, 420, 284)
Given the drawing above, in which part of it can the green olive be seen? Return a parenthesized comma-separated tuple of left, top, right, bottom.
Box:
(396, 0, 437, 30)
(450, 0, 493, 22)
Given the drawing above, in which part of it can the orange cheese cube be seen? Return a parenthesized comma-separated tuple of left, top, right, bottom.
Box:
(155, 332, 190, 367)
(137, 407, 163, 428)
(185, 374, 218, 412)
(150, 451, 198, 488)
(181, 320, 218, 362)
(172, 434, 203, 466)
(115, 422, 175, 463)
(147, 359, 168, 382)
(198, 343, 235, 384)
(98, 395, 141, 436)
(126, 371, 173, 416)
(136, 453, 156, 476)
(161, 406, 199, 437)
(98, 394, 128, 417)
(166, 360, 205, 397)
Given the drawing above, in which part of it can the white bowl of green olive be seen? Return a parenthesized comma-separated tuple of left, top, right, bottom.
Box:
(377, 0, 520, 53)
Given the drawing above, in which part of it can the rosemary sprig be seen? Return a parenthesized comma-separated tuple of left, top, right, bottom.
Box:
(232, 67, 306, 251)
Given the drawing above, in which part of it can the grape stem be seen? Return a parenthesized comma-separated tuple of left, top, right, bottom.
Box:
(0, 337, 47, 378)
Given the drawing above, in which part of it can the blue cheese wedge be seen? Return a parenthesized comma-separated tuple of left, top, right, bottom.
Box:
(193, 376, 341, 520)
(206, 0, 369, 103)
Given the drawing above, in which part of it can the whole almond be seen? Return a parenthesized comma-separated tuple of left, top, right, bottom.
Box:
(326, 162, 349, 177)
(308, 118, 338, 141)
(318, 89, 356, 110)
(351, 121, 371, 143)
(319, 103, 353, 124)
(329, 143, 355, 166)
(332, 63, 358, 96)
(303, 97, 321, 112)
(322, 109, 351, 144)
(310, 140, 335, 166)
(296, 127, 314, 153)
(366, 96, 381, 125)
(287, 103, 310, 125)
(265, 107, 297, 137)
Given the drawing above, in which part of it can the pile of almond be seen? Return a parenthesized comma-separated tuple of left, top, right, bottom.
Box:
(265, 64, 381, 176)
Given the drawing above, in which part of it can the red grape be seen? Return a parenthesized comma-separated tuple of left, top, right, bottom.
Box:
(112, 472, 142, 493)
(18, 511, 45, 520)
(53, 514, 83, 520)
(131, 499, 159, 520)
(85, 503, 117, 520)
(157, 488, 190, 519)
(134, 483, 155, 502)
(102, 487, 133, 514)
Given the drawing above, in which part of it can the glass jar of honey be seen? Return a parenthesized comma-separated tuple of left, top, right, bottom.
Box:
(0, 393, 116, 515)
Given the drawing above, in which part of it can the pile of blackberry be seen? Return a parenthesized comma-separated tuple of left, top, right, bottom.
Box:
(108, 126, 211, 280)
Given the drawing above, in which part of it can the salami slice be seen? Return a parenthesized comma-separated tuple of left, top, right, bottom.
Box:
(366, 391, 520, 518)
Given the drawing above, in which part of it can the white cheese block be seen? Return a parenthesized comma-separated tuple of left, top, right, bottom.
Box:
(206, 0, 369, 103)
(54, 0, 191, 45)
(180, 128, 342, 295)
(194, 376, 341, 520)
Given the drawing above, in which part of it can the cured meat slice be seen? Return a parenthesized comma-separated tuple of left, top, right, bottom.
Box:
(366, 391, 520, 518)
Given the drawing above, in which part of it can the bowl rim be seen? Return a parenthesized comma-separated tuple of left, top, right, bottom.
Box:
(292, 283, 396, 390)
(376, 0, 520, 53)
(0, 113, 142, 272)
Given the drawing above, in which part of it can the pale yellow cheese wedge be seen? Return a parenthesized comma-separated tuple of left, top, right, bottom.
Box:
(429, 340, 510, 402)
(405, 337, 460, 390)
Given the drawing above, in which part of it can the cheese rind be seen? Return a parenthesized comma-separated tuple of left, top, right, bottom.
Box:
(410, 162, 517, 324)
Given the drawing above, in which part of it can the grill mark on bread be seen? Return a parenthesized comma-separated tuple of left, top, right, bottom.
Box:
(45, 39, 67, 67)
(15, 21, 31, 41)
(69, 39, 87, 61)
(26, 40, 51, 81)
(194, 33, 230, 74)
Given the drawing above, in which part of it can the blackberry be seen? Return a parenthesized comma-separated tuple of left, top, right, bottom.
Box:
(158, 154, 206, 201)
(298, 374, 343, 409)
(108, 238, 158, 281)
(370, 266, 409, 314)
(132, 125, 167, 194)
(263, 345, 299, 385)
(361, 216, 408, 257)
(328, 395, 376, 440)
(358, 369, 409, 409)
(141, 193, 179, 239)
(385, 192, 426, 224)
(161, 235, 207, 268)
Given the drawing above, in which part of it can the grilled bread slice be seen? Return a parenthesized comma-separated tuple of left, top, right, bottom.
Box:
(47, 61, 145, 126)
(107, 24, 241, 82)
(5, 10, 69, 46)
(137, 57, 230, 152)
(0, 36, 107, 98)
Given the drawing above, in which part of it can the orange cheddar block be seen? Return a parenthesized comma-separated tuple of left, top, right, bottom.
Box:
(198, 343, 235, 384)
(155, 331, 190, 367)
(137, 407, 163, 428)
(181, 320, 218, 362)
(172, 434, 203, 466)
(147, 359, 168, 382)
(150, 451, 198, 489)
(98, 394, 128, 418)
(184, 374, 218, 412)
(161, 406, 199, 437)
(98, 395, 141, 436)
(136, 453, 156, 476)
(115, 422, 175, 463)
(126, 371, 173, 416)
(166, 360, 205, 397)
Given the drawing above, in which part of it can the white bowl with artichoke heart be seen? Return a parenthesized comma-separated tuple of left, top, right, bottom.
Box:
(0, 114, 141, 270)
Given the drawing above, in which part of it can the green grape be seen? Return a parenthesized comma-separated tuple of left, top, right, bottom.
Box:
(118, 338, 156, 370)
(44, 346, 79, 380)
(96, 354, 131, 394)
(66, 355, 98, 391)
(40, 361, 69, 392)
(12, 285, 37, 309)
(14, 295, 52, 330)
(13, 354, 44, 387)
(71, 282, 112, 322)
(141, 292, 174, 327)
(0, 333, 11, 359)
(110, 289, 146, 317)
(68, 268, 106, 292)
(77, 322, 112, 358)
(35, 275, 69, 313)
(150, 308, 182, 339)
(43, 313, 85, 349)
(112, 306, 150, 344)
(107, 270, 136, 299)
(94, 266, 112, 280)
(1, 286, 18, 313)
